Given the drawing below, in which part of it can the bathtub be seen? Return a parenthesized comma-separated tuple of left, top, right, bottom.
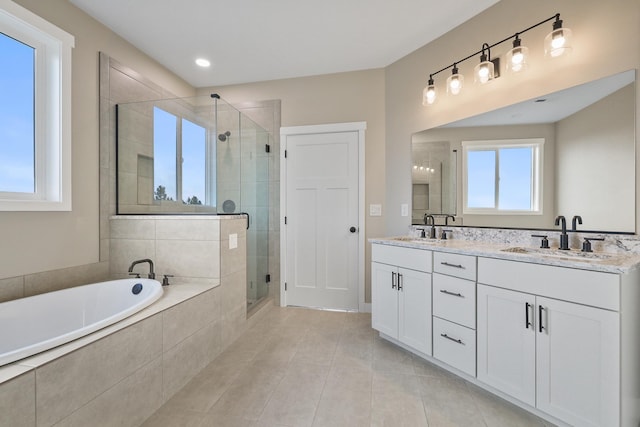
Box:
(0, 278, 163, 367)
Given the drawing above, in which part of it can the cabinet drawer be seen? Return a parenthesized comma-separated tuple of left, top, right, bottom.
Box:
(433, 273, 476, 329)
(477, 257, 620, 311)
(434, 252, 476, 280)
(433, 317, 476, 377)
(372, 244, 432, 272)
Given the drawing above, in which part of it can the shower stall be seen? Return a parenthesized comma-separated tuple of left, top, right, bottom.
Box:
(116, 94, 272, 312)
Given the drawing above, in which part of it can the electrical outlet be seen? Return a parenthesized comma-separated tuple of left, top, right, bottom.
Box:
(229, 233, 238, 249)
(401, 204, 409, 217)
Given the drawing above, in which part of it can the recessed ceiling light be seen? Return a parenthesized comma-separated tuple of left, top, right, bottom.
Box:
(195, 58, 210, 67)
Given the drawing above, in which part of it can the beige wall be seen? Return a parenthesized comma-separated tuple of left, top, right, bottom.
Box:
(0, 0, 194, 279)
(199, 70, 387, 303)
(385, 0, 640, 235)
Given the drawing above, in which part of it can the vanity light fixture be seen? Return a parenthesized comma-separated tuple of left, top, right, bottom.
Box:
(422, 75, 437, 106)
(422, 13, 571, 105)
(544, 15, 572, 58)
(474, 44, 495, 84)
(506, 34, 529, 73)
(446, 64, 464, 95)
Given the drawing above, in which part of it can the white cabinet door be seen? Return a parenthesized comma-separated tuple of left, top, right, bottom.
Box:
(477, 284, 536, 406)
(371, 262, 398, 338)
(536, 296, 620, 427)
(398, 268, 431, 355)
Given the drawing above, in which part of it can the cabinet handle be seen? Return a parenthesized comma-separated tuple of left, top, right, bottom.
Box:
(525, 302, 532, 329)
(391, 272, 396, 289)
(440, 289, 464, 298)
(441, 262, 465, 269)
(538, 305, 545, 333)
(397, 273, 403, 291)
(440, 333, 464, 345)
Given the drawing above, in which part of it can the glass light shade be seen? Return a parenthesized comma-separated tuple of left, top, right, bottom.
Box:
(474, 60, 494, 84)
(422, 84, 437, 105)
(544, 27, 573, 57)
(506, 45, 529, 73)
(447, 73, 464, 95)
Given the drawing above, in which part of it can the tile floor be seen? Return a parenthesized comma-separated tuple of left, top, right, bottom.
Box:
(142, 307, 553, 427)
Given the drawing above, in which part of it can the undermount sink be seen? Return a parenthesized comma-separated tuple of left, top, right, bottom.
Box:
(501, 246, 615, 261)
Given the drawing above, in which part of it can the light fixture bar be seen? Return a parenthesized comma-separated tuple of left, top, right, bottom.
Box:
(427, 13, 562, 80)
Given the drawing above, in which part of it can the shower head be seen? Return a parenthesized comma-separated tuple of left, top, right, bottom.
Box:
(218, 131, 231, 142)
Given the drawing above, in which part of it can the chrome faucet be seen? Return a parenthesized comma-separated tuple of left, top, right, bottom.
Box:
(423, 214, 436, 238)
(128, 259, 155, 279)
(555, 216, 570, 250)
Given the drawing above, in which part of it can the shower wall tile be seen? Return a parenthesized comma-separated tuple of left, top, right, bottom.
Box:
(35, 315, 162, 427)
(110, 218, 155, 240)
(0, 372, 35, 426)
(156, 240, 220, 279)
(155, 218, 220, 241)
(109, 239, 156, 277)
(0, 276, 24, 303)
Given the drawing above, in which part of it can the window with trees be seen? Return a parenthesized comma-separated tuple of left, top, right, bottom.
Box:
(153, 107, 210, 205)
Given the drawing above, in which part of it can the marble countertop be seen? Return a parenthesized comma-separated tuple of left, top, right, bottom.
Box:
(370, 236, 640, 274)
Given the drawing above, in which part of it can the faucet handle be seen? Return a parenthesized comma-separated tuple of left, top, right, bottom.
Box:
(441, 229, 452, 240)
(129, 272, 141, 278)
(581, 237, 604, 253)
(162, 274, 174, 286)
(416, 227, 427, 238)
(531, 234, 549, 249)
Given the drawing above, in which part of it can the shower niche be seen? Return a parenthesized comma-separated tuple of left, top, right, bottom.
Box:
(116, 94, 272, 312)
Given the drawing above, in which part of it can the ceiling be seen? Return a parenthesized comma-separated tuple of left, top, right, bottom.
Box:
(69, 0, 499, 88)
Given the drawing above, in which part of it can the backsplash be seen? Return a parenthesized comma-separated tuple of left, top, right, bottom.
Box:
(408, 226, 640, 255)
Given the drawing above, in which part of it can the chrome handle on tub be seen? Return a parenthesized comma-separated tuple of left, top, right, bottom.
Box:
(440, 333, 464, 345)
(440, 289, 464, 298)
(441, 262, 465, 269)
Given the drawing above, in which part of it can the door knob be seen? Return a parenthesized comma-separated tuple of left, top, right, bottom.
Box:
(349, 226, 357, 233)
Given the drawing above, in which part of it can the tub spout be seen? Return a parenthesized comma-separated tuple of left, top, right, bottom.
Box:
(128, 259, 155, 279)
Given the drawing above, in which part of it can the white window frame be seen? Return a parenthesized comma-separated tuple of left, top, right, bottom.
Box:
(462, 138, 544, 215)
(0, 0, 74, 211)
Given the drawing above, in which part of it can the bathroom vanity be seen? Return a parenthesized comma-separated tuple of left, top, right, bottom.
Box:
(371, 236, 640, 427)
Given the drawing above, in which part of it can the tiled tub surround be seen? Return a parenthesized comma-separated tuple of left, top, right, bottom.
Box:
(0, 282, 220, 426)
(0, 216, 248, 426)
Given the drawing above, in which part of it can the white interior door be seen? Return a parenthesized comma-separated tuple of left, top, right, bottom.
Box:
(282, 127, 360, 310)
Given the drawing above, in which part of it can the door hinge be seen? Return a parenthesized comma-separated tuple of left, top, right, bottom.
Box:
(266, 274, 271, 283)
(285, 282, 288, 291)
(265, 144, 270, 153)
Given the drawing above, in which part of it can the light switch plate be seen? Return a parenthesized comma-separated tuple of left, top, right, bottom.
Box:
(369, 204, 382, 216)
(401, 204, 409, 217)
(229, 233, 238, 249)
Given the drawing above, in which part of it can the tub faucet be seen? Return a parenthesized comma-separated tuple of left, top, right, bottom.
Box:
(128, 259, 155, 279)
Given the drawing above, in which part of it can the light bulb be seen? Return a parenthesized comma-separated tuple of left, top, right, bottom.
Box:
(447, 66, 464, 95)
(545, 17, 572, 58)
(422, 78, 437, 106)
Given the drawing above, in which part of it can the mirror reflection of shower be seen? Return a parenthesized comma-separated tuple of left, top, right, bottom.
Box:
(218, 130, 231, 141)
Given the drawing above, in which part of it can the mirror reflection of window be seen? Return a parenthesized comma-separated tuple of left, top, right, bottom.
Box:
(462, 138, 543, 215)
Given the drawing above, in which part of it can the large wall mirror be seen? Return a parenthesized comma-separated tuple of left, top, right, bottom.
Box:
(412, 69, 636, 233)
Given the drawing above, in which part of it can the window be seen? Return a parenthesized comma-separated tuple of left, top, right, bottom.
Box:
(153, 107, 210, 205)
(0, 0, 74, 211)
(462, 138, 543, 214)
